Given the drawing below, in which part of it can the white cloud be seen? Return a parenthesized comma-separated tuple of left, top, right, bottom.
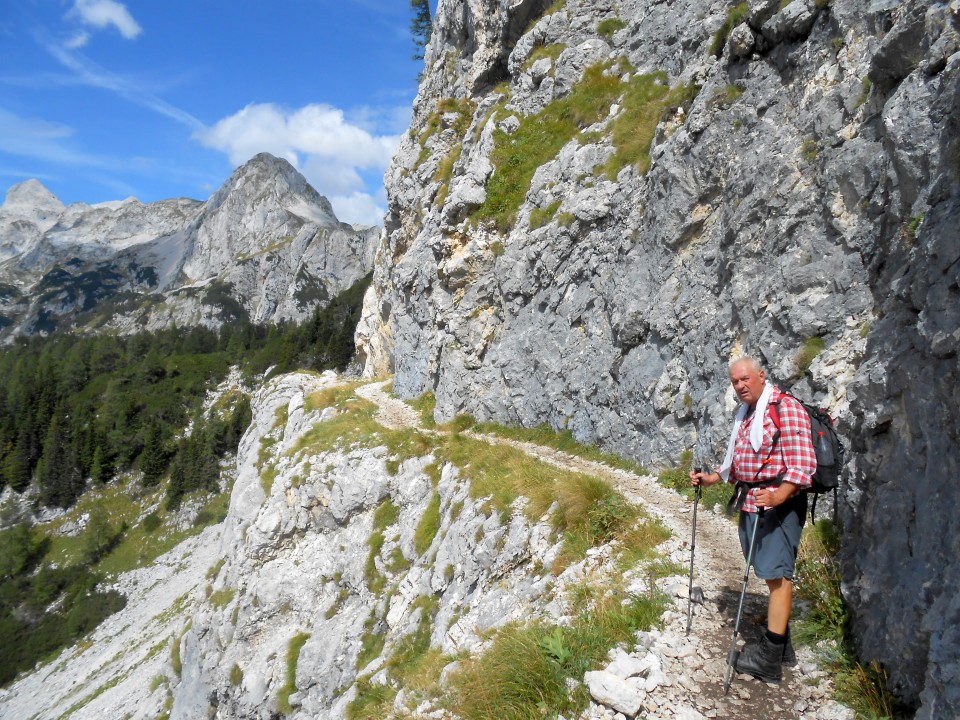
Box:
(68, 0, 142, 40)
(65, 31, 91, 49)
(330, 191, 387, 227)
(347, 104, 413, 135)
(195, 103, 402, 226)
(302, 156, 365, 196)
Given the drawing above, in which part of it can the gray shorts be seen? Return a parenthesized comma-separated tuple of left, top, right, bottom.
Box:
(738, 494, 807, 580)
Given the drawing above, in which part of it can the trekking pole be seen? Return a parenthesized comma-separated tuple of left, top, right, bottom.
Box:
(685, 472, 704, 636)
(723, 507, 765, 695)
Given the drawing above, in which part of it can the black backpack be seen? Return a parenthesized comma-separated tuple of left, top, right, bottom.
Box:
(769, 395, 845, 522)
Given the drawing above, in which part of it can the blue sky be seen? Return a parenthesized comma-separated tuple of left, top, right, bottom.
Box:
(0, 0, 429, 225)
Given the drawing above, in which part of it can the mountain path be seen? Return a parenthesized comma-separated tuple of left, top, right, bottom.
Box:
(356, 379, 847, 720)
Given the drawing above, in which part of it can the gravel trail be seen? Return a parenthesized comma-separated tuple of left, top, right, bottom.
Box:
(358, 379, 850, 720)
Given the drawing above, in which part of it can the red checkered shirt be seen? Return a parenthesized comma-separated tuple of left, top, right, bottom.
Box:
(728, 387, 816, 513)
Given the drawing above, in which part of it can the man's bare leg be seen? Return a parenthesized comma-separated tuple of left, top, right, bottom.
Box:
(766, 578, 792, 634)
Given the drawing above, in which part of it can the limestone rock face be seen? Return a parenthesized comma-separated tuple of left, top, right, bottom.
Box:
(0, 153, 377, 338)
(168, 372, 565, 719)
(358, 0, 960, 713)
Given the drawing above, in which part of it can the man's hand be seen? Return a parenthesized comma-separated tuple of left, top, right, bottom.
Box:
(690, 469, 722, 487)
(755, 483, 798, 508)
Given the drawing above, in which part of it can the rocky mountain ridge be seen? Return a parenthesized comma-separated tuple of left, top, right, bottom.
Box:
(0, 372, 853, 720)
(0, 153, 378, 338)
(357, 0, 960, 715)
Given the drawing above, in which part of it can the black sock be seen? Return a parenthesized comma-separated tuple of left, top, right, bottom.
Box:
(766, 629, 787, 645)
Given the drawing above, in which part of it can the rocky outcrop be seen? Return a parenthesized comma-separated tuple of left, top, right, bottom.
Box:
(359, 0, 960, 714)
(0, 153, 378, 338)
(170, 372, 566, 718)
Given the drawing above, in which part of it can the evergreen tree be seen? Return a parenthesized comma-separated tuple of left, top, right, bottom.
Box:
(410, 0, 432, 60)
(37, 411, 82, 508)
(4, 433, 31, 492)
(90, 445, 110, 485)
(166, 451, 187, 510)
(139, 422, 167, 486)
(59, 346, 89, 394)
(225, 395, 252, 451)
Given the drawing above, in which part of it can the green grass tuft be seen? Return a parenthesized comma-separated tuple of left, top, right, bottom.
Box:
(604, 73, 699, 179)
(277, 631, 310, 714)
(445, 590, 666, 718)
(709, 3, 750, 57)
(469, 63, 624, 232)
(208, 588, 236, 610)
(357, 613, 387, 671)
(710, 84, 744, 107)
(658, 449, 730, 512)
(408, 391, 437, 427)
(434, 142, 463, 207)
(414, 493, 443, 555)
(468, 61, 696, 231)
(597, 17, 626, 39)
(470, 421, 647, 476)
(522, 43, 567, 72)
(529, 199, 562, 229)
(795, 336, 826, 374)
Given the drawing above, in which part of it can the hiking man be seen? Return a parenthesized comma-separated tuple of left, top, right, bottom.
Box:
(689, 356, 816, 682)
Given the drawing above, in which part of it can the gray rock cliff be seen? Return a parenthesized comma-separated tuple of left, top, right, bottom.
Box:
(358, 0, 960, 714)
(0, 153, 378, 338)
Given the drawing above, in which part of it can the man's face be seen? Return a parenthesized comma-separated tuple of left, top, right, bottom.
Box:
(729, 361, 766, 407)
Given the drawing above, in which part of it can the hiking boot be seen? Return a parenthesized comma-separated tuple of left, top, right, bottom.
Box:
(735, 634, 783, 683)
(783, 628, 797, 667)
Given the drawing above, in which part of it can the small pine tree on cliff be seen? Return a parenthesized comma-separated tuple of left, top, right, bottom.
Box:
(410, 0, 432, 60)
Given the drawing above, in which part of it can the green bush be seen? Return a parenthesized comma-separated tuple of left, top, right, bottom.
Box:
(142, 512, 162, 533)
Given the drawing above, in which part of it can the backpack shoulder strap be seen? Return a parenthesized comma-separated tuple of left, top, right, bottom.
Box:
(768, 399, 782, 431)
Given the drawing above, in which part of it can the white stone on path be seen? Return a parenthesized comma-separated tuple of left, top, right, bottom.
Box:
(584, 670, 645, 717)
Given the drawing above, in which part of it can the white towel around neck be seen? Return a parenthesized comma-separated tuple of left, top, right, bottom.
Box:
(718, 381, 773, 481)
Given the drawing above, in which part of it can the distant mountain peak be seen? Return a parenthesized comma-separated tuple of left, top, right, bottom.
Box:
(208, 152, 340, 227)
(2, 179, 65, 219)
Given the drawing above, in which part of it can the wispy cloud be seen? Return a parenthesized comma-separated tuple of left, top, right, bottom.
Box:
(67, 0, 142, 42)
(195, 103, 402, 225)
(0, 107, 101, 166)
(41, 39, 205, 131)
